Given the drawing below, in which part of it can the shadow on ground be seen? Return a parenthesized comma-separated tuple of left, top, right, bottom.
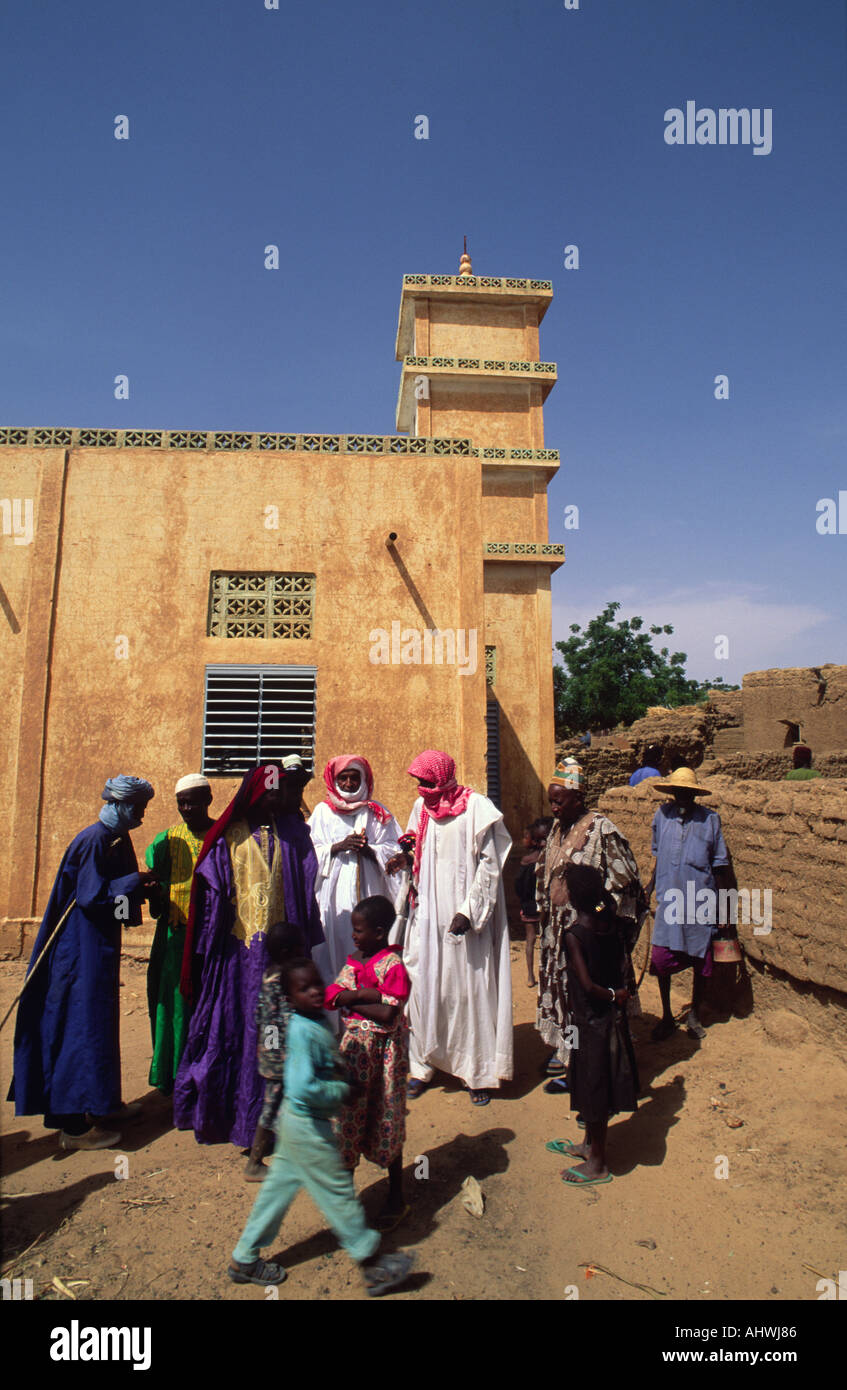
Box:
(265, 1126, 515, 1274)
(1, 1171, 116, 1265)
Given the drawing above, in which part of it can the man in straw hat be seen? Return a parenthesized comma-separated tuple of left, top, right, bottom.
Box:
(144, 774, 215, 1095)
(647, 766, 732, 1041)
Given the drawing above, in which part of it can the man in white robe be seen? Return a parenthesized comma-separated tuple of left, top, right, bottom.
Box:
(387, 750, 513, 1105)
(308, 757, 403, 1024)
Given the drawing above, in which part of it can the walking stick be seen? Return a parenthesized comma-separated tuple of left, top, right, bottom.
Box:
(0, 837, 123, 1035)
(635, 913, 654, 990)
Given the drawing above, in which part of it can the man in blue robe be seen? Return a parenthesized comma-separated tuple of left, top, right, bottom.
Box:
(647, 767, 732, 1042)
(9, 775, 157, 1150)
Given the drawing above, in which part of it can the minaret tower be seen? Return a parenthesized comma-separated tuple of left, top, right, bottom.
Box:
(394, 247, 563, 828)
(395, 243, 557, 448)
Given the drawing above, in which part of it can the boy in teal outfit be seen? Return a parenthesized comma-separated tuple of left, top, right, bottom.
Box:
(228, 958, 415, 1297)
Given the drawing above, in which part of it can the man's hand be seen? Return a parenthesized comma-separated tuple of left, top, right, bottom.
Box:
(139, 871, 160, 899)
(332, 833, 367, 855)
(385, 852, 410, 875)
(449, 913, 471, 937)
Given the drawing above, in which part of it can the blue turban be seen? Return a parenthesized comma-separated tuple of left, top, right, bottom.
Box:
(99, 775, 154, 832)
(101, 776, 154, 803)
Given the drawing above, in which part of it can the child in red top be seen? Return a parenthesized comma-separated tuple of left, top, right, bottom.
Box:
(325, 894, 411, 1231)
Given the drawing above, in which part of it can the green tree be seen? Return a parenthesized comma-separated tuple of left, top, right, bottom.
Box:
(554, 602, 738, 736)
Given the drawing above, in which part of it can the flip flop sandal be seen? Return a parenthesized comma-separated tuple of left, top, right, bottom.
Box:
(373, 1203, 411, 1234)
(545, 1139, 582, 1155)
(228, 1258, 287, 1285)
(542, 1076, 570, 1094)
(364, 1251, 416, 1297)
(407, 1079, 429, 1100)
(560, 1167, 613, 1186)
(469, 1089, 490, 1106)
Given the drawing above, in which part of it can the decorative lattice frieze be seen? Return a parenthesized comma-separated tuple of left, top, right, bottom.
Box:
(0, 428, 557, 464)
(485, 646, 497, 686)
(0, 428, 478, 457)
(484, 542, 565, 559)
(403, 275, 552, 292)
(402, 356, 556, 377)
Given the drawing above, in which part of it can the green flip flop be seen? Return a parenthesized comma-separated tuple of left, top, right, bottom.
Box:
(561, 1166, 613, 1186)
(545, 1138, 581, 1155)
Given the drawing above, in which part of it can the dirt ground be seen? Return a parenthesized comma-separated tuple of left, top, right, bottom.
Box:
(2, 947, 845, 1304)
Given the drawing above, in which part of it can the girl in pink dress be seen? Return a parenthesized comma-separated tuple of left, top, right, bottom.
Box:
(324, 895, 411, 1231)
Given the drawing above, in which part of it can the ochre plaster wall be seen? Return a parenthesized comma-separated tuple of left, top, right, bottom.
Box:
(0, 447, 69, 916)
(427, 383, 538, 448)
(426, 302, 530, 359)
(481, 473, 537, 537)
(2, 445, 494, 918)
(485, 563, 555, 837)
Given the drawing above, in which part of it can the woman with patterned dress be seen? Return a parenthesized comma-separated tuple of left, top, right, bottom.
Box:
(145, 774, 214, 1094)
(536, 759, 646, 1083)
(324, 895, 411, 1231)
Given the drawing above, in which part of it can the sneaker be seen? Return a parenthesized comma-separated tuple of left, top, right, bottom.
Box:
(363, 1251, 416, 1297)
(228, 1258, 287, 1286)
(59, 1127, 122, 1151)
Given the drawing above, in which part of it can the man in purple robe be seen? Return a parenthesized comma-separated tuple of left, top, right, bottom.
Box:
(173, 763, 323, 1147)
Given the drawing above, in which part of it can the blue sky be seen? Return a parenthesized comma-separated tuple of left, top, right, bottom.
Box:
(1, 0, 844, 684)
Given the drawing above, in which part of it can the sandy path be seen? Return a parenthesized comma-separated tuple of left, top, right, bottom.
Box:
(2, 950, 845, 1302)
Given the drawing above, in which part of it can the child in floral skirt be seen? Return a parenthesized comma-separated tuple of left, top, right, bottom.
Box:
(324, 894, 411, 1231)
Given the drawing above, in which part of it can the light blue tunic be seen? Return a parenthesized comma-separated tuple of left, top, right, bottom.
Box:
(651, 803, 730, 958)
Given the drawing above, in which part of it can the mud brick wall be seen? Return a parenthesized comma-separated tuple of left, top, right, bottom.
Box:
(705, 687, 743, 731)
(581, 749, 637, 805)
(742, 664, 847, 751)
(703, 751, 847, 781)
(626, 704, 708, 766)
(598, 776, 847, 997)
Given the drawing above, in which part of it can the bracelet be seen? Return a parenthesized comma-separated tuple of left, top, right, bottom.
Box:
(608, 987, 616, 1001)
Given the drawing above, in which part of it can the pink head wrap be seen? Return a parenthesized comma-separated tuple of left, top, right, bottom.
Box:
(321, 755, 389, 823)
(406, 750, 473, 884)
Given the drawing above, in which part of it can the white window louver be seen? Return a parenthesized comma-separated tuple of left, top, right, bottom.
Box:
(202, 665, 317, 776)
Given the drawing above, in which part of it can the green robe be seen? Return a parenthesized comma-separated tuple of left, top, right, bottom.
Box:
(145, 824, 204, 1091)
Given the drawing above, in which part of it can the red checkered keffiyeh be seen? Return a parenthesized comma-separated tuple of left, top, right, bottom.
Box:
(406, 750, 473, 884)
